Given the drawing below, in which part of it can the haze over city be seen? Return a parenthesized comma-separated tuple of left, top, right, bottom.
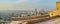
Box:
(0, 0, 58, 11)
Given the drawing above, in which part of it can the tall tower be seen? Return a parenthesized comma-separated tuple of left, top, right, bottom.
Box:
(56, 1, 60, 10)
(35, 8, 38, 16)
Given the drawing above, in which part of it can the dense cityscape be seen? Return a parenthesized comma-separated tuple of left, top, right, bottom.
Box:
(0, 0, 60, 24)
(0, 8, 48, 24)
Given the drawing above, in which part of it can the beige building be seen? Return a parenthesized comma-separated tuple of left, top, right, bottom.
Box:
(10, 21, 28, 24)
(48, 1, 60, 17)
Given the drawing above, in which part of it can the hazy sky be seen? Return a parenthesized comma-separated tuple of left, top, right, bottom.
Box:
(0, 0, 59, 11)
